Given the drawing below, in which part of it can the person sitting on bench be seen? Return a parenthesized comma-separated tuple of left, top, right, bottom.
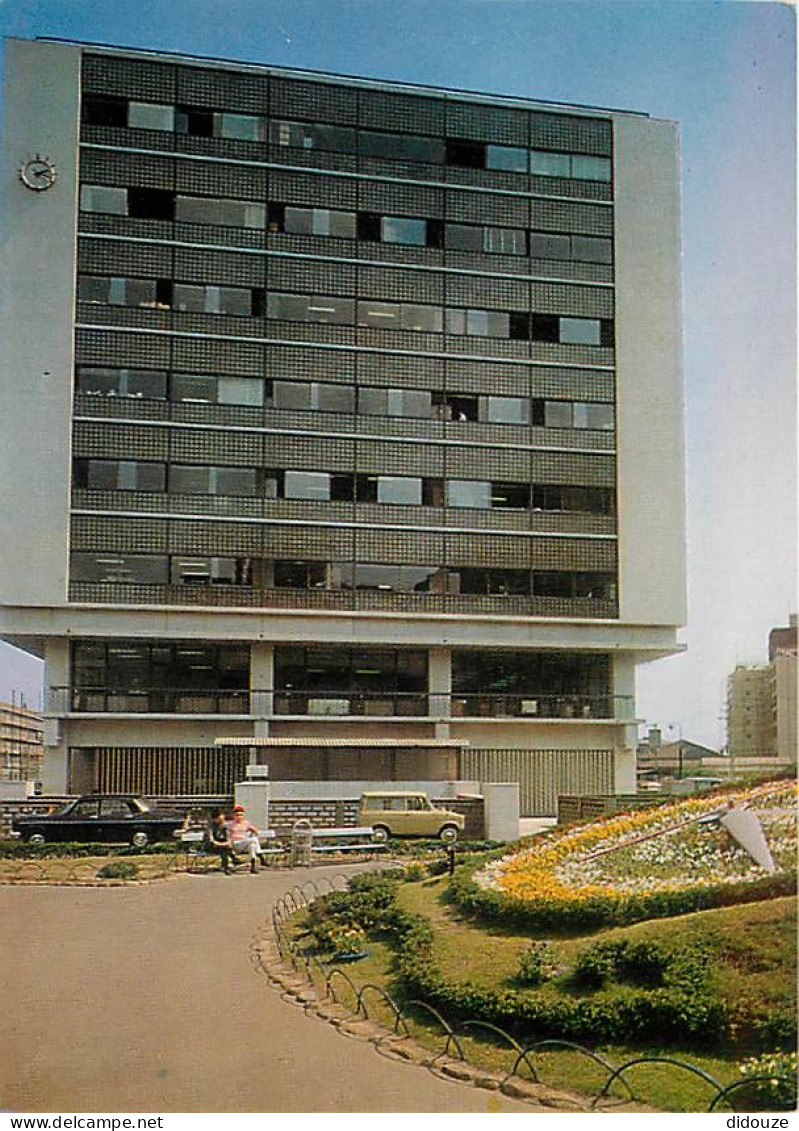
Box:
(228, 804, 267, 873)
(207, 809, 235, 874)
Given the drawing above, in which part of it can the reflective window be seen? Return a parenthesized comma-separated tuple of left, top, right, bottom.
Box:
(267, 292, 355, 324)
(491, 481, 530, 509)
(360, 131, 445, 164)
(273, 381, 354, 412)
(78, 275, 163, 308)
(486, 145, 527, 173)
(447, 309, 510, 338)
(169, 373, 264, 406)
(76, 459, 166, 493)
(170, 556, 252, 586)
(358, 388, 387, 415)
(169, 465, 256, 496)
(445, 224, 483, 252)
(284, 471, 331, 501)
(560, 317, 601, 345)
(284, 206, 356, 238)
(448, 480, 492, 508)
(484, 227, 526, 255)
(387, 388, 432, 418)
(269, 120, 357, 153)
(544, 401, 573, 428)
(530, 150, 571, 178)
(377, 476, 422, 505)
(219, 112, 264, 141)
(572, 235, 613, 263)
(381, 216, 427, 245)
(530, 233, 571, 260)
(358, 301, 399, 328)
(571, 155, 612, 182)
(175, 196, 266, 229)
(485, 396, 528, 424)
(128, 102, 175, 131)
(400, 304, 443, 332)
(174, 284, 260, 317)
(71, 553, 168, 585)
(80, 185, 128, 214)
(76, 367, 167, 400)
(177, 107, 265, 141)
(573, 402, 615, 430)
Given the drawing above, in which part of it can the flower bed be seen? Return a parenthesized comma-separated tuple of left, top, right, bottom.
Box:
(459, 782, 797, 930)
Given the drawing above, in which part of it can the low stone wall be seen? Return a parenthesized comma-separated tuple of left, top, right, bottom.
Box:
(1, 794, 485, 840)
(557, 793, 663, 825)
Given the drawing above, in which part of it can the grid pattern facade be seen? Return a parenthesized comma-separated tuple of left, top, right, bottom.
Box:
(70, 51, 619, 618)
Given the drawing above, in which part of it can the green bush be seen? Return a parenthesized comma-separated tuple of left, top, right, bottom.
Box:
(516, 941, 560, 986)
(447, 853, 797, 933)
(0, 840, 180, 859)
(96, 860, 139, 880)
(736, 1052, 798, 1110)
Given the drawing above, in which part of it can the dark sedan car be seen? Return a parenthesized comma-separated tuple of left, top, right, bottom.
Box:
(12, 795, 186, 848)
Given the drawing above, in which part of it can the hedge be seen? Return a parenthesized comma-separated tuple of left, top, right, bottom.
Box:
(306, 874, 796, 1051)
(447, 853, 798, 932)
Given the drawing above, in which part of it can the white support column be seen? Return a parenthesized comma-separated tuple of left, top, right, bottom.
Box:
(614, 654, 638, 793)
(428, 646, 451, 739)
(250, 642, 273, 738)
(41, 637, 70, 793)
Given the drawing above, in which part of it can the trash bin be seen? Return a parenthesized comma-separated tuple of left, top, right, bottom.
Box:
(291, 818, 313, 866)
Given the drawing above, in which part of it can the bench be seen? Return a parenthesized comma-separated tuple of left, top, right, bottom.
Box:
(308, 826, 386, 856)
(181, 828, 284, 872)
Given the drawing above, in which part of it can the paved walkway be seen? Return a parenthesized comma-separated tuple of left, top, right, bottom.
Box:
(0, 867, 531, 1113)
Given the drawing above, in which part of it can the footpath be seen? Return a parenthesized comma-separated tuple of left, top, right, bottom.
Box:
(0, 866, 533, 1113)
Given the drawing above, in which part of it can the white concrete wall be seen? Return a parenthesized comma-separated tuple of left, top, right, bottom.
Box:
(614, 115, 686, 628)
(0, 40, 81, 606)
(267, 780, 480, 800)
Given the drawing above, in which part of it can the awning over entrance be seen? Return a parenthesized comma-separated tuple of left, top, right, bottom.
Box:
(214, 737, 466, 747)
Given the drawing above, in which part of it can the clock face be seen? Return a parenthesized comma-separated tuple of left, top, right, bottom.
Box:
(20, 155, 57, 191)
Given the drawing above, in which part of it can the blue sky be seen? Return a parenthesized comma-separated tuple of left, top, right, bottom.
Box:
(0, 0, 795, 747)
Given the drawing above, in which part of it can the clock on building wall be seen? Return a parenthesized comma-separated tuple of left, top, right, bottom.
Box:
(19, 154, 57, 191)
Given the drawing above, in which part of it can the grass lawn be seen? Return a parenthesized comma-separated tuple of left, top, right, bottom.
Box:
(0, 852, 181, 883)
(285, 877, 797, 1112)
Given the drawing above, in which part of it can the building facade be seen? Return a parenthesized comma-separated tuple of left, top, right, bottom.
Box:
(726, 616, 797, 767)
(0, 701, 44, 782)
(0, 39, 685, 814)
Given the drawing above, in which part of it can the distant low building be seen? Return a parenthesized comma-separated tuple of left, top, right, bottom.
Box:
(0, 702, 43, 781)
(637, 737, 718, 780)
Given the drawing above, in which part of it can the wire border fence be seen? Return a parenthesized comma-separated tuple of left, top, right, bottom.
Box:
(258, 872, 798, 1115)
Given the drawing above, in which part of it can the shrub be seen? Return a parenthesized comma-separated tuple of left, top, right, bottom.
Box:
(572, 942, 619, 988)
(516, 941, 560, 986)
(402, 861, 428, 883)
(96, 860, 138, 880)
(736, 1052, 798, 1110)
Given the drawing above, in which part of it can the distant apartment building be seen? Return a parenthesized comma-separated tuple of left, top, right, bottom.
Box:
(0, 701, 43, 781)
(726, 615, 797, 765)
(0, 39, 686, 814)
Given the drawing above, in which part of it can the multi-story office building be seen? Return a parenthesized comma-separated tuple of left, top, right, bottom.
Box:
(0, 39, 685, 814)
(0, 701, 44, 782)
(726, 616, 797, 766)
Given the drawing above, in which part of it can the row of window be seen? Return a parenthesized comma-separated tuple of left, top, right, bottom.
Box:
(83, 95, 612, 182)
(70, 552, 616, 600)
(75, 366, 615, 430)
(80, 184, 613, 263)
(77, 274, 614, 346)
(73, 459, 615, 514)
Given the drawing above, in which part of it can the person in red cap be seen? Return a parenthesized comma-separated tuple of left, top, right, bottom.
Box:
(228, 804, 267, 873)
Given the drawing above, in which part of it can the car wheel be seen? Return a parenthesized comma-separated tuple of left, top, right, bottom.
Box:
(371, 825, 390, 844)
(439, 824, 459, 844)
(131, 830, 149, 849)
(27, 831, 46, 848)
